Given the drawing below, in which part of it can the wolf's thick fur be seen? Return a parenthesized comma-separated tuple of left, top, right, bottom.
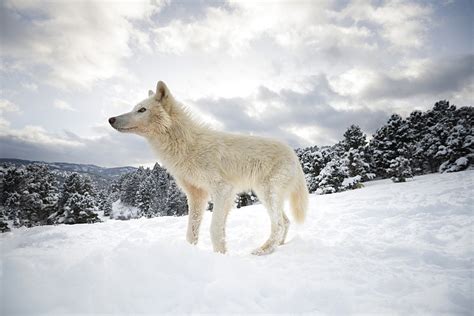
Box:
(109, 81, 309, 255)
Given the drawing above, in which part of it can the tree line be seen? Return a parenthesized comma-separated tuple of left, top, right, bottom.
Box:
(0, 163, 189, 231)
(297, 100, 472, 194)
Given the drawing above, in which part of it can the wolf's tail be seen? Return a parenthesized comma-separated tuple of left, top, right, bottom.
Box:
(290, 163, 309, 224)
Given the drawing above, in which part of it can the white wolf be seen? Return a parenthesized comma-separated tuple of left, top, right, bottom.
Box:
(109, 81, 309, 255)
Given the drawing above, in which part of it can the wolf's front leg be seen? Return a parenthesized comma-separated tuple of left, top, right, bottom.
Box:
(186, 204, 205, 245)
(182, 184, 209, 245)
(210, 185, 234, 254)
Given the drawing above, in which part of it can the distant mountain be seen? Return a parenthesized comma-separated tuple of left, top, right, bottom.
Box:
(0, 158, 136, 180)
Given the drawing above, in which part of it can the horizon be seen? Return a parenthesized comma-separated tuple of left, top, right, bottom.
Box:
(1, 0, 472, 167)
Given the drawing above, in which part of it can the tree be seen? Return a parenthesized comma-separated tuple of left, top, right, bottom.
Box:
(236, 191, 258, 208)
(150, 165, 172, 217)
(416, 100, 457, 173)
(406, 110, 427, 174)
(97, 189, 113, 217)
(438, 106, 474, 172)
(369, 114, 412, 178)
(341, 125, 372, 181)
(1, 165, 59, 227)
(343, 148, 371, 181)
(166, 178, 188, 216)
(107, 178, 122, 216)
(296, 145, 333, 193)
(1, 167, 25, 224)
(52, 173, 100, 224)
(0, 219, 10, 233)
(136, 174, 158, 217)
(388, 157, 413, 183)
(63, 192, 98, 224)
(342, 125, 367, 151)
(315, 157, 347, 194)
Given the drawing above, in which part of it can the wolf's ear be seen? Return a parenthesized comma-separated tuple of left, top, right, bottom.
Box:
(148, 90, 154, 97)
(155, 81, 169, 102)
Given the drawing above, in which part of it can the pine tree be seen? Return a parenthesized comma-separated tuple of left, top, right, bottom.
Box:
(53, 173, 100, 224)
(315, 157, 347, 194)
(406, 110, 427, 174)
(136, 174, 158, 217)
(97, 189, 113, 217)
(1, 167, 26, 224)
(1, 165, 59, 227)
(341, 125, 372, 181)
(369, 114, 412, 178)
(23, 165, 60, 226)
(236, 191, 258, 208)
(417, 101, 456, 172)
(0, 219, 10, 233)
(150, 165, 171, 216)
(343, 148, 371, 181)
(296, 145, 333, 193)
(438, 106, 474, 172)
(388, 156, 413, 182)
(166, 177, 188, 216)
(118, 167, 148, 206)
(63, 191, 98, 224)
(107, 178, 122, 216)
(342, 125, 367, 151)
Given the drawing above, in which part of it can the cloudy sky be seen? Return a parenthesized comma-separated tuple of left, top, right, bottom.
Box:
(0, 0, 472, 167)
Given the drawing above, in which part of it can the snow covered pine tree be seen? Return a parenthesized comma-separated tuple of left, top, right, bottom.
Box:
(52, 173, 100, 224)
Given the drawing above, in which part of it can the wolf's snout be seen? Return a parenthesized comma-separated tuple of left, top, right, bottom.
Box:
(108, 117, 116, 125)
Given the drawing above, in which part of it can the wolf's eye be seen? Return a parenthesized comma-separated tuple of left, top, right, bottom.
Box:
(138, 107, 146, 113)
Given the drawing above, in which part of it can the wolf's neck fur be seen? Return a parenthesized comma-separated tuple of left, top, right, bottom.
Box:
(147, 101, 206, 171)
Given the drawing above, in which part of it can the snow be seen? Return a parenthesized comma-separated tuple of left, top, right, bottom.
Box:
(110, 199, 141, 220)
(342, 175, 361, 188)
(440, 156, 470, 173)
(456, 157, 468, 166)
(1, 170, 473, 314)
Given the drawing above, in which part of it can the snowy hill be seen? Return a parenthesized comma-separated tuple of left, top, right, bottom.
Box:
(0, 158, 136, 178)
(1, 170, 472, 314)
(0, 158, 137, 191)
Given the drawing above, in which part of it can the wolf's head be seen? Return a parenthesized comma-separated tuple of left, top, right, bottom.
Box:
(109, 81, 174, 136)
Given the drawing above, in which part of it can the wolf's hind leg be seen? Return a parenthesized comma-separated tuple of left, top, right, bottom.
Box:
(280, 212, 290, 245)
(252, 186, 286, 255)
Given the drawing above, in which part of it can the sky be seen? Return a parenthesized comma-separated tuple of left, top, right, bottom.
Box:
(0, 0, 472, 167)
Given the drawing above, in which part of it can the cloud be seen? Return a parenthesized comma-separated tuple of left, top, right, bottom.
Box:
(0, 98, 20, 129)
(360, 54, 474, 100)
(153, 0, 433, 59)
(21, 82, 38, 92)
(148, 0, 437, 104)
(0, 98, 20, 115)
(0, 0, 164, 89)
(153, 1, 375, 56)
(192, 75, 390, 147)
(53, 99, 76, 112)
(339, 0, 432, 50)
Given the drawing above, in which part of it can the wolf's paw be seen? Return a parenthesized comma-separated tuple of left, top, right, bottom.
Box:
(251, 246, 275, 256)
(213, 247, 227, 254)
(212, 243, 227, 254)
(186, 235, 198, 245)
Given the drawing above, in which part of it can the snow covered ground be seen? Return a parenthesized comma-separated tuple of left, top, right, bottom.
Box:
(1, 171, 473, 315)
